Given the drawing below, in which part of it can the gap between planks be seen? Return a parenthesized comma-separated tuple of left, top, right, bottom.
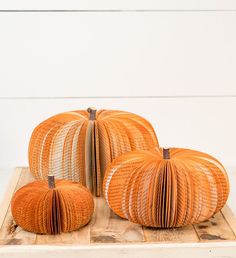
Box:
(0, 167, 236, 245)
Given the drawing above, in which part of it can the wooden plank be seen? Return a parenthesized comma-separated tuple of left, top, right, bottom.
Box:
(0, 242, 236, 258)
(36, 226, 90, 245)
(222, 205, 236, 237)
(36, 217, 91, 245)
(1, 168, 236, 248)
(0, 167, 91, 245)
(0, 168, 22, 229)
(0, 168, 36, 245)
(143, 225, 199, 243)
(194, 211, 236, 241)
(90, 198, 144, 243)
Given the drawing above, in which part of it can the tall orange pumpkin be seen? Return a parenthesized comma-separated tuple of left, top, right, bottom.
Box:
(29, 108, 158, 196)
(103, 148, 229, 228)
(11, 176, 94, 234)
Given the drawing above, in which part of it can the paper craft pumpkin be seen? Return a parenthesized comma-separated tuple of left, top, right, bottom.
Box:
(28, 108, 158, 196)
(103, 147, 229, 228)
(11, 176, 94, 234)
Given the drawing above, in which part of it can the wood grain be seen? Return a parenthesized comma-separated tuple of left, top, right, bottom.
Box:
(36, 228, 90, 245)
(0, 168, 36, 244)
(0, 168, 235, 247)
(143, 225, 199, 243)
(90, 198, 144, 243)
(0, 168, 22, 229)
(221, 205, 236, 237)
(194, 211, 236, 241)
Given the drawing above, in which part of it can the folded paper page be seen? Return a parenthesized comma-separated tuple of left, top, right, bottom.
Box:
(11, 176, 94, 234)
(28, 108, 158, 196)
(103, 147, 229, 228)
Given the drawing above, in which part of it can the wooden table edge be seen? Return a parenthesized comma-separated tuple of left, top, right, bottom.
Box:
(0, 168, 23, 228)
(0, 241, 236, 258)
(1, 167, 236, 258)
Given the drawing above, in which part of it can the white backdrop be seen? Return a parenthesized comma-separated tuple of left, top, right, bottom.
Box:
(0, 3, 236, 170)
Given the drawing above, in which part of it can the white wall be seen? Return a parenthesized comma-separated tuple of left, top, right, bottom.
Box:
(0, 12, 236, 98)
(0, 0, 236, 10)
(0, 2, 235, 170)
(0, 97, 236, 169)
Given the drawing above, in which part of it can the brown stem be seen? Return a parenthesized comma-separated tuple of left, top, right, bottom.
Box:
(163, 148, 170, 159)
(48, 175, 55, 189)
(87, 107, 97, 120)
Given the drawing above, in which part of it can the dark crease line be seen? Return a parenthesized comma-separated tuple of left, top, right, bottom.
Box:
(0, 95, 236, 100)
(220, 210, 236, 239)
(0, 9, 236, 13)
(192, 224, 201, 241)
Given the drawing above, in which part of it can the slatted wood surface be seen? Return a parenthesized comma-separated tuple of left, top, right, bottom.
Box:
(0, 167, 236, 246)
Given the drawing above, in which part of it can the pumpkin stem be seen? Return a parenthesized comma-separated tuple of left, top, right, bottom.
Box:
(163, 148, 170, 159)
(87, 107, 97, 120)
(48, 175, 55, 189)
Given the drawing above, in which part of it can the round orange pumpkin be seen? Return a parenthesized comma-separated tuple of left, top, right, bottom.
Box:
(103, 148, 229, 228)
(11, 176, 94, 234)
(28, 108, 158, 196)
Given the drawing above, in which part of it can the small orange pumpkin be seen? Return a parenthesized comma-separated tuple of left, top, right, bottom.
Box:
(11, 176, 94, 234)
(103, 148, 229, 228)
(28, 108, 158, 196)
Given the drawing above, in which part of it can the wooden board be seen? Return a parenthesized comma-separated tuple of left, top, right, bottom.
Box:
(0, 168, 236, 258)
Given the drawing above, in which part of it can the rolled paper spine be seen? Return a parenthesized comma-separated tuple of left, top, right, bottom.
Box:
(163, 148, 170, 159)
(48, 175, 55, 189)
(87, 107, 97, 120)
